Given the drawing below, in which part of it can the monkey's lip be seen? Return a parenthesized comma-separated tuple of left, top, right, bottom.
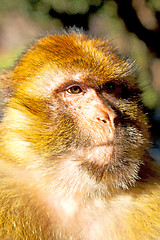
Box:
(86, 144, 113, 165)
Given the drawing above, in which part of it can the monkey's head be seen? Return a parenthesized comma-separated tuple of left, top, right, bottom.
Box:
(1, 31, 150, 196)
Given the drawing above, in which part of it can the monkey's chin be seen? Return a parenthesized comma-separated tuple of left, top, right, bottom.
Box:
(86, 145, 113, 166)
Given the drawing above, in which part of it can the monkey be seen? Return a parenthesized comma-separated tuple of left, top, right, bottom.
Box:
(0, 30, 160, 240)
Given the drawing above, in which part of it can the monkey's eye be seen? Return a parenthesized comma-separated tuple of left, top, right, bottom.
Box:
(102, 82, 130, 99)
(102, 82, 115, 93)
(67, 86, 83, 94)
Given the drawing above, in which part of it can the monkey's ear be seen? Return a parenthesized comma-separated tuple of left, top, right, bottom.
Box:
(0, 73, 14, 98)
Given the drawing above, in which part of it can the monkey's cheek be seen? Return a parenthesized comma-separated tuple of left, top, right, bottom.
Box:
(87, 145, 113, 166)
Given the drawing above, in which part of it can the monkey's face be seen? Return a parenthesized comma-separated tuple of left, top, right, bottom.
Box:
(45, 70, 149, 191)
(9, 33, 150, 194)
(19, 67, 149, 194)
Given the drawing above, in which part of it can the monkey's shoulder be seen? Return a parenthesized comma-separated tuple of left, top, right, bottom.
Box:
(0, 176, 56, 239)
(126, 185, 160, 239)
(125, 161, 160, 239)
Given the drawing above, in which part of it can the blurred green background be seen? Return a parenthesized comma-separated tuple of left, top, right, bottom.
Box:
(0, 0, 160, 159)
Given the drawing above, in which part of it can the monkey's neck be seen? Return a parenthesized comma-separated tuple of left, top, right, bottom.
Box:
(38, 179, 130, 240)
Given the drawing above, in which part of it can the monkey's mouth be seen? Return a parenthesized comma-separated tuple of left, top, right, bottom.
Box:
(86, 144, 113, 166)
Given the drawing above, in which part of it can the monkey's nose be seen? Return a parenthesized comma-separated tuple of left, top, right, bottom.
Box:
(96, 107, 117, 126)
(96, 107, 117, 141)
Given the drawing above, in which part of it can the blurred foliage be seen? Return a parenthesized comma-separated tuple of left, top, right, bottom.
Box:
(0, 49, 22, 69)
(149, 0, 160, 11)
(0, 0, 27, 12)
(28, 0, 102, 14)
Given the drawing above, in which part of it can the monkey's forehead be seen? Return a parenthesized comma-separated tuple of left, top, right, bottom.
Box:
(12, 32, 137, 87)
(38, 32, 135, 77)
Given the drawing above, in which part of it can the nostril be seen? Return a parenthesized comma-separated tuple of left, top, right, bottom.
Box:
(114, 117, 119, 126)
(97, 117, 107, 124)
(102, 119, 107, 124)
